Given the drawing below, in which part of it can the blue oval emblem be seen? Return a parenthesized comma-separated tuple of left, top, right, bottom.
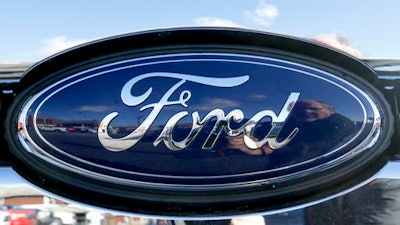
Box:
(17, 53, 381, 187)
(6, 28, 393, 217)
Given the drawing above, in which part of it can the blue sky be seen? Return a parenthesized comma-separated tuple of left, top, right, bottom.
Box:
(0, 168, 26, 186)
(1, 0, 400, 63)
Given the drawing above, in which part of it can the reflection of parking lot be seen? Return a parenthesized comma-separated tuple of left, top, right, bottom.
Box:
(39, 125, 97, 134)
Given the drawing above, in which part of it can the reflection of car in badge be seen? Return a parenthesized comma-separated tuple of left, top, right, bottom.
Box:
(65, 125, 94, 133)
(38, 125, 67, 132)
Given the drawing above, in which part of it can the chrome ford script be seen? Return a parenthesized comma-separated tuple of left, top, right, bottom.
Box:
(16, 53, 382, 188)
(99, 72, 300, 152)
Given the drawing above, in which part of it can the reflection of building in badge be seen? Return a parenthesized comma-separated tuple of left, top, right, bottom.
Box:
(36, 117, 63, 127)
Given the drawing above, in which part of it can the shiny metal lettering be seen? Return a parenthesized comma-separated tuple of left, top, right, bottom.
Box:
(98, 72, 299, 152)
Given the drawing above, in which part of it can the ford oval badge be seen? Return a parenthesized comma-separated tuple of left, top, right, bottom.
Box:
(6, 28, 393, 217)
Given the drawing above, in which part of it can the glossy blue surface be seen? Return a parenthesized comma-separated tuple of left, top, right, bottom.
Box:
(20, 53, 378, 187)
